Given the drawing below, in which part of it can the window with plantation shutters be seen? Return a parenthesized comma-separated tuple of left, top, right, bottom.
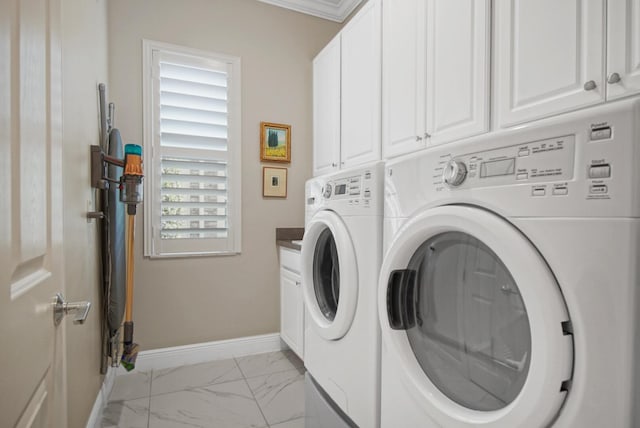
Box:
(143, 41, 241, 257)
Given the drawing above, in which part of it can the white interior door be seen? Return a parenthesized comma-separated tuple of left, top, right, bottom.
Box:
(0, 0, 67, 426)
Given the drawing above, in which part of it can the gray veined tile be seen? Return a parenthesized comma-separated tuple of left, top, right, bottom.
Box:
(236, 350, 303, 379)
(246, 368, 305, 426)
(148, 379, 268, 428)
(109, 370, 152, 402)
(101, 397, 149, 428)
(151, 358, 243, 396)
(270, 417, 305, 428)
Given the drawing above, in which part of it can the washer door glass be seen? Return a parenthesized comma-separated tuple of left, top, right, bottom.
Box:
(406, 231, 531, 411)
(302, 209, 358, 340)
(313, 228, 340, 321)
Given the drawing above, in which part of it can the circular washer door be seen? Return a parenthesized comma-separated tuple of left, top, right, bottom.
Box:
(302, 210, 358, 340)
(378, 205, 573, 427)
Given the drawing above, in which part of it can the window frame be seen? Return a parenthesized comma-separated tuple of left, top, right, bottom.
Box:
(142, 39, 242, 258)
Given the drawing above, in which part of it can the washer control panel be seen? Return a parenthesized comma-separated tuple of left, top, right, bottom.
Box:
(436, 135, 576, 190)
(322, 168, 377, 208)
(325, 176, 362, 198)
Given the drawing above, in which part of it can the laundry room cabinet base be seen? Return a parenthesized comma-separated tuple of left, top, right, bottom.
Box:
(279, 246, 304, 360)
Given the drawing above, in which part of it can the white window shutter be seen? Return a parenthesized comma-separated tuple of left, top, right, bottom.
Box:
(143, 41, 241, 257)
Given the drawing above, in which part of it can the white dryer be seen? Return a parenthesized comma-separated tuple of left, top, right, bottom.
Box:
(302, 162, 384, 428)
(378, 100, 640, 427)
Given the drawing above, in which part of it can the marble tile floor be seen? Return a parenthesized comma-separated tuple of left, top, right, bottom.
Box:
(101, 350, 305, 428)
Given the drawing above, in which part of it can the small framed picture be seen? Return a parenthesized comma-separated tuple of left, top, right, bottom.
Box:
(260, 122, 291, 163)
(263, 167, 287, 198)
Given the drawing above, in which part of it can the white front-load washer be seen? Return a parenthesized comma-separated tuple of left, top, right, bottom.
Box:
(378, 100, 640, 427)
(302, 162, 384, 428)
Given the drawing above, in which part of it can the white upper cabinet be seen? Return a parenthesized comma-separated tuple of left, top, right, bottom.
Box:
(312, 0, 381, 176)
(382, 0, 426, 158)
(382, 0, 490, 159)
(494, 0, 606, 128)
(341, 0, 382, 169)
(425, 0, 490, 146)
(607, 0, 640, 100)
(313, 36, 341, 177)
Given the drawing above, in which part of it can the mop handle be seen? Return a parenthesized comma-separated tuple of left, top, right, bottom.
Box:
(125, 214, 135, 322)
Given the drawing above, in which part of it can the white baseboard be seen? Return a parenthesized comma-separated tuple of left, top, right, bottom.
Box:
(116, 332, 285, 374)
(85, 366, 116, 428)
(86, 333, 285, 427)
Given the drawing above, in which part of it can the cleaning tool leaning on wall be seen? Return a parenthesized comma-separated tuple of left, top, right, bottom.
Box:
(119, 144, 143, 371)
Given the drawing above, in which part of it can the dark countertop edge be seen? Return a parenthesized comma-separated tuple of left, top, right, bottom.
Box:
(276, 227, 304, 251)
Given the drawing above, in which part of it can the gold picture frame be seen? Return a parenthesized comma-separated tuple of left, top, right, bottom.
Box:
(260, 122, 291, 163)
(263, 167, 287, 198)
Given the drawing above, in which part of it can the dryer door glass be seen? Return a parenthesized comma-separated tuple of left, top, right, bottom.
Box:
(313, 228, 340, 321)
(406, 231, 531, 411)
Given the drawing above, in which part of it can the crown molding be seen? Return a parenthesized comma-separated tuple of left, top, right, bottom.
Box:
(257, 0, 363, 23)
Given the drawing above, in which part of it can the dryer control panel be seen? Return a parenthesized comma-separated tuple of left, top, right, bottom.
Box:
(385, 99, 640, 219)
(435, 135, 576, 191)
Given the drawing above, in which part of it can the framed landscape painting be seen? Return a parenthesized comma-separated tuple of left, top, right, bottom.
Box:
(260, 122, 291, 163)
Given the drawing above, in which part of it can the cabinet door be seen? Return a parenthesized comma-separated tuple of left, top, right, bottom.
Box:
(494, 0, 605, 127)
(313, 36, 341, 176)
(382, 0, 426, 159)
(341, 0, 381, 168)
(280, 268, 304, 359)
(607, 0, 640, 99)
(426, 0, 490, 146)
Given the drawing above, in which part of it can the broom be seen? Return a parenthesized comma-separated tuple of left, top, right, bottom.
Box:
(121, 212, 139, 371)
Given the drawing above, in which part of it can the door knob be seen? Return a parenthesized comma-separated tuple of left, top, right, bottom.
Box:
(607, 72, 621, 84)
(53, 293, 91, 326)
(583, 80, 597, 91)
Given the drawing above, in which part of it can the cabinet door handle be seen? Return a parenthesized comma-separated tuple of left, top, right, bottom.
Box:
(295, 281, 301, 286)
(331, 162, 337, 167)
(583, 80, 597, 91)
(415, 136, 422, 142)
(607, 72, 621, 84)
(424, 132, 431, 139)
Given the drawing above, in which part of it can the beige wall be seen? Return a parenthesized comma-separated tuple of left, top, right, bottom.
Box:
(61, 0, 109, 426)
(108, 0, 340, 349)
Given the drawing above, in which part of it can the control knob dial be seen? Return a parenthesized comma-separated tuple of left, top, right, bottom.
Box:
(442, 160, 468, 187)
(323, 184, 332, 199)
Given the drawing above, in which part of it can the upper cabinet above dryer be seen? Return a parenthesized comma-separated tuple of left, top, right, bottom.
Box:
(495, 0, 640, 128)
(382, 0, 491, 159)
(313, 0, 381, 176)
(313, 36, 341, 176)
(607, 0, 640, 100)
